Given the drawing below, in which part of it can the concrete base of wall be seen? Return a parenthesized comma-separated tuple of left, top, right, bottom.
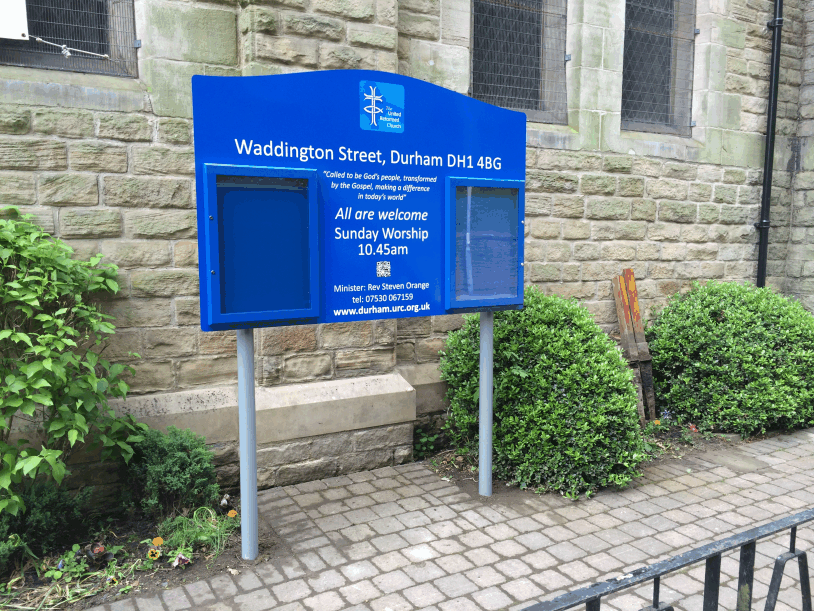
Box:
(104, 372, 423, 490)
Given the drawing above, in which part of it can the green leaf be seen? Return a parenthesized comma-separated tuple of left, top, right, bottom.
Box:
(67, 429, 79, 447)
(51, 461, 66, 485)
(21, 456, 43, 477)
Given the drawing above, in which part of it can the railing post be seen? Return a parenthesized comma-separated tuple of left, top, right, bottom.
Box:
(703, 554, 721, 611)
(737, 541, 756, 611)
(798, 552, 813, 611)
(586, 597, 600, 611)
(653, 575, 660, 609)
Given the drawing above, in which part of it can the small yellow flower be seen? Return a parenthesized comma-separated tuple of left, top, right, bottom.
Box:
(152, 537, 164, 547)
(227, 510, 238, 518)
(654, 420, 661, 425)
(147, 549, 161, 560)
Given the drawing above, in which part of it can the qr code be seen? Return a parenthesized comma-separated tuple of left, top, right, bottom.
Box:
(376, 261, 391, 278)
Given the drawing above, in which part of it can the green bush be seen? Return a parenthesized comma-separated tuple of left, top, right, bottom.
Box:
(0, 483, 94, 577)
(441, 287, 645, 497)
(124, 427, 220, 517)
(0, 210, 146, 516)
(647, 281, 814, 436)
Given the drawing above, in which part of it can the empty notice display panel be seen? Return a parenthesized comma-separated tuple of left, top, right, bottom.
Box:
(202, 165, 319, 330)
(446, 178, 524, 310)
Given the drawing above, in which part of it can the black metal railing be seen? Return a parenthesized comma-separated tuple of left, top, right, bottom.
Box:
(524, 507, 814, 611)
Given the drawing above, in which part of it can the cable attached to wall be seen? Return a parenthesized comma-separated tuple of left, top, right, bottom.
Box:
(34, 36, 109, 59)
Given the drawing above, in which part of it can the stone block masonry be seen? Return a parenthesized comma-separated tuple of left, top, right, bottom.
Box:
(0, 0, 812, 492)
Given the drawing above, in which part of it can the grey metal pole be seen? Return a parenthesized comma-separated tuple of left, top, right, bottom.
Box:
(479, 311, 494, 496)
(236, 328, 258, 560)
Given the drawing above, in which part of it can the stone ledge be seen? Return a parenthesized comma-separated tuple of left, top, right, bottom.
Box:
(0, 66, 146, 112)
(396, 363, 447, 416)
(112, 373, 416, 444)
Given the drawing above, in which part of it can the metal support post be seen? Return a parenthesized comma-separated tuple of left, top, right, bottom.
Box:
(479, 311, 494, 497)
(236, 328, 258, 560)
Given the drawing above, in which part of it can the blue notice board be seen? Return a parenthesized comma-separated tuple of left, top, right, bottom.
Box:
(193, 70, 526, 331)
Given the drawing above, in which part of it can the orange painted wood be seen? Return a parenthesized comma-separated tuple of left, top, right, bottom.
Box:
(623, 268, 646, 343)
(612, 276, 638, 361)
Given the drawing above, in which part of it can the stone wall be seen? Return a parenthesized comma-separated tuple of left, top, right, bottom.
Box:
(0, 0, 812, 490)
(789, 5, 814, 310)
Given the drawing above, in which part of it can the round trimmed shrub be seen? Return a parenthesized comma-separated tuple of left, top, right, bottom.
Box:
(647, 281, 814, 436)
(440, 287, 645, 497)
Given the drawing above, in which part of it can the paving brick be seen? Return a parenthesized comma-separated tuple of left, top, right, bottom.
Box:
(341, 560, 380, 581)
(402, 527, 436, 544)
(135, 597, 164, 611)
(371, 550, 410, 571)
(369, 516, 404, 534)
(308, 569, 346, 593)
(529, 569, 574, 591)
(501, 577, 545, 601)
(459, 531, 495, 548)
(371, 534, 409, 552)
(235, 571, 263, 591)
(398, 510, 432, 528)
(316, 514, 353, 531)
(472, 586, 515, 610)
(372, 569, 415, 594)
(340, 579, 382, 604)
(302, 591, 344, 611)
(515, 532, 553, 550)
(185, 581, 216, 605)
(403, 582, 445, 606)
(209, 574, 239, 598)
(495, 558, 533, 578)
(456, 547, 500, 569)
(434, 574, 478, 597)
(428, 521, 465, 538)
(233, 588, 276, 610)
(272, 580, 312, 603)
(487, 541, 526, 559)
(547, 541, 585, 562)
(439, 597, 482, 611)
(370, 593, 412, 611)
(160, 587, 191, 609)
(424, 506, 457, 521)
(430, 539, 467, 555)
(403, 543, 441, 563)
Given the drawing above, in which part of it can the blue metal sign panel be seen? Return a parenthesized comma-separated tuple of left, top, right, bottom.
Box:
(193, 70, 526, 331)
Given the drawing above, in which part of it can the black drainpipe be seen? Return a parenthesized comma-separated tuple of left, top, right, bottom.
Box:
(755, 0, 784, 288)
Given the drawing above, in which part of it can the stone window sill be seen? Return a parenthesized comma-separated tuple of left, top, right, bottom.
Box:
(0, 65, 146, 112)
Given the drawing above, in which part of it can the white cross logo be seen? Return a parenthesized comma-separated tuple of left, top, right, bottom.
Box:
(363, 86, 384, 127)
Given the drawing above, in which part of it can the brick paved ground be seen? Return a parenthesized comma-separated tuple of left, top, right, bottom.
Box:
(90, 428, 814, 611)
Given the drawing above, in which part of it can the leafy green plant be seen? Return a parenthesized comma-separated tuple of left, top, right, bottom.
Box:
(0, 210, 146, 516)
(156, 507, 239, 567)
(0, 482, 94, 575)
(441, 287, 645, 497)
(44, 544, 88, 583)
(647, 281, 814, 437)
(413, 427, 441, 460)
(124, 427, 220, 518)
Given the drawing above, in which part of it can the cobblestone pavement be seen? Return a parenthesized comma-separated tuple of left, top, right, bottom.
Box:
(90, 428, 814, 611)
